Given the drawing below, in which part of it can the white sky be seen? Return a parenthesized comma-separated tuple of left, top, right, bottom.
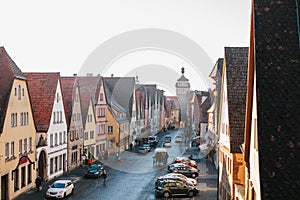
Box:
(0, 0, 251, 95)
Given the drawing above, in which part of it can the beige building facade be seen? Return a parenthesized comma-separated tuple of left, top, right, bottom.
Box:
(0, 49, 37, 200)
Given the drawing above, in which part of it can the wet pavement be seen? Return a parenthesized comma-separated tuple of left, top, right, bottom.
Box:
(15, 129, 218, 200)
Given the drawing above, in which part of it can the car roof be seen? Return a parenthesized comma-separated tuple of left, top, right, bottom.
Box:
(171, 163, 188, 166)
(54, 180, 71, 184)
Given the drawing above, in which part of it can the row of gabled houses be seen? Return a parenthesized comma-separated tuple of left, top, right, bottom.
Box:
(205, 1, 300, 199)
(0, 47, 169, 199)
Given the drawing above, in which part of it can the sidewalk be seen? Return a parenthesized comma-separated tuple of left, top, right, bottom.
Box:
(23, 164, 92, 195)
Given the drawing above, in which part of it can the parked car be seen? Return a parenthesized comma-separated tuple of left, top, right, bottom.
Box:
(155, 179, 199, 198)
(142, 143, 151, 152)
(164, 135, 172, 143)
(84, 164, 104, 178)
(138, 146, 149, 154)
(168, 163, 199, 178)
(45, 180, 74, 199)
(148, 135, 159, 147)
(163, 141, 172, 147)
(173, 157, 198, 168)
(155, 173, 197, 187)
(175, 135, 183, 142)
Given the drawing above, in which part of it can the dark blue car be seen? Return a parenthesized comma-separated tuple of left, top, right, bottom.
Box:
(84, 165, 104, 178)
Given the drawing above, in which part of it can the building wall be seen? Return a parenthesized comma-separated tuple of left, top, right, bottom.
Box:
(46, 79, 67, 180)
(248, 74, 261, 199)
(0, 79, 36, 200)
(232, 153, 246, 186)
(95, 79, 107, 157)
(130, 85, 137, 143)
(119, 121, 129, 152)
(106, 108, 119, 154)
(218, 63, 232, 199)
(67, 86, 83, 171)
(83, 99, 97, 158)
(219, 145, 232, 200)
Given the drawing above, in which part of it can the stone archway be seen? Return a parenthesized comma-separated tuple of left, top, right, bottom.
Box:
(38, 150, 47, 181)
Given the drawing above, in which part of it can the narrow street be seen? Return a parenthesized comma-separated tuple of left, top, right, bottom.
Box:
(15, 129, 217, 200)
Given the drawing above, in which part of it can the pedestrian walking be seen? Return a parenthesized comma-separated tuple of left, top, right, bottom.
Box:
(35, 176, 42, 192)
(102, 169, 107, 184)
(87, 157, 92, 167)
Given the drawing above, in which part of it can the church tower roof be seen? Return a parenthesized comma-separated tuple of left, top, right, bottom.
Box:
(177, 67, 189, 81)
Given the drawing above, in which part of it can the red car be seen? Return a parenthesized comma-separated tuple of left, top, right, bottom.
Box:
(173, 157, 198, 169)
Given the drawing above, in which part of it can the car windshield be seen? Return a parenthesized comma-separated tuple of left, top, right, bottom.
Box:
(149, 136, 155, 140)
(88, 166, 99, 171)
(53, 182, 65, 188)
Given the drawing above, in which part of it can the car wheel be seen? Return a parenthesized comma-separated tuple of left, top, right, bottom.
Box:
(71, 188, 74, 195)
(191, 173, 197, 178)
(163, 191, 171, 198)
(64, 192, 67, 198)
(187, 190, 194, 197)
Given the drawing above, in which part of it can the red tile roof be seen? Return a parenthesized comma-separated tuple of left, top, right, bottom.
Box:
(0, 47, 25, 133)
(60, 77, 76, 129)
(24, 72, 60, 132)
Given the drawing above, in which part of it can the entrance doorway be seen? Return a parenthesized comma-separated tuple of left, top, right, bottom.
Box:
(38, 150, 47, 181)
(1, 174, 9, 200)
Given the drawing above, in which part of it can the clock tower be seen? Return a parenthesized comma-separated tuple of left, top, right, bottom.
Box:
(175, 67, 190, 124)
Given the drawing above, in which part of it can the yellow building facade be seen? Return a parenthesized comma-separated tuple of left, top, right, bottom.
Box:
(106, 108, 120, 154)
(0, 78, 36, 199)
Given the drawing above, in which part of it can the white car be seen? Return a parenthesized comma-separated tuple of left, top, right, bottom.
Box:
(175, 135, 183, 142)
(163, 141, 172, 147)
(45, 180, 74, 199)
(159, 173, 197, 186)
(148, 135, 159, 144)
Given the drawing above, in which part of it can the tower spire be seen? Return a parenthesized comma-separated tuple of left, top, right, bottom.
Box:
(181, 67, 185, 75)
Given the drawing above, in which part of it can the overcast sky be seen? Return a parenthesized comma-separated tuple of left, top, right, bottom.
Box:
(0, 0, 251, 95)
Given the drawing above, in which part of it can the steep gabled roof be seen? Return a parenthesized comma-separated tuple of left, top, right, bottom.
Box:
(253, 1, 300, 198)
(24, 72, 60, 132)
(60, 77, 76, 129)
(0, 47, 25, 133)
(209, 58, 224, 80)
(225, 47, 249, 153)
(103, 77, 135, 117)
(177, 75, 189, 81)
(103, 79, 126, 113)
(77, 76, 101, 128)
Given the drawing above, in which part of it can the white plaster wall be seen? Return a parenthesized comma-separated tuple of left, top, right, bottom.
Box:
(46, 79, 68, 180)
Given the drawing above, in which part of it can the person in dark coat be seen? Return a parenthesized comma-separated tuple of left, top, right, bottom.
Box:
(35, 176, 42, 192)
(102, 169, 107, 184)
